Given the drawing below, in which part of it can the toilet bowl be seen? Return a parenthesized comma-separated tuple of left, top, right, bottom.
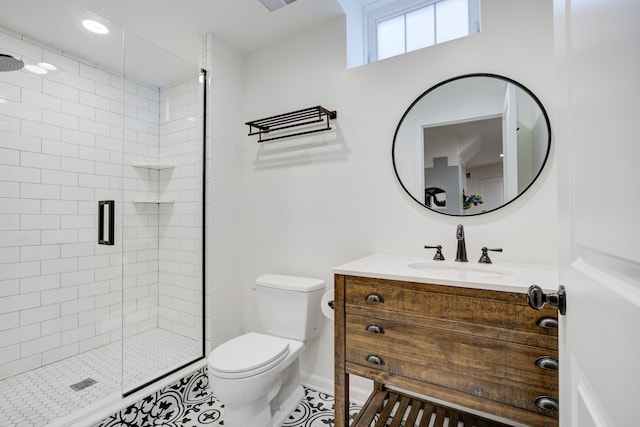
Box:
(207, 274, 325, 427)
(208, 333, 305, 427)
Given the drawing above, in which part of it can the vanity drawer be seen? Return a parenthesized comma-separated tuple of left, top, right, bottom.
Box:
(344, 276, 558, 345)
(345, 313, 559, 415)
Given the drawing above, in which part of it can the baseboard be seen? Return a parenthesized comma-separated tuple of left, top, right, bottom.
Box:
(301, 373, 370, 406)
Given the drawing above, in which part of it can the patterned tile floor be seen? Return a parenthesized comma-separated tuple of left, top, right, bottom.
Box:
(94, 367, 362, 427)
(0, 329, 199, 427)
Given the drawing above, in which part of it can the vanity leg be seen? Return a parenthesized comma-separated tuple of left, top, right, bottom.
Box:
(334, 275, 349, 427)
(334, 371, 349, 427)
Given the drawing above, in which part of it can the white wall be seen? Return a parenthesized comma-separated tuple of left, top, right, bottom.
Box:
(204, 33, 246, 353)
(231, 0, 557, 393)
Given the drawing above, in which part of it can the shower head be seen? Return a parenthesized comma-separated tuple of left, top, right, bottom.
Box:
(0, 54, 24, 72)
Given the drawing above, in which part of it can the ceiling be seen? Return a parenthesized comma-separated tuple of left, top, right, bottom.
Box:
(424, 117, 503, 169)
(0, 0, 345, 86)
(71, 0, 345, 62)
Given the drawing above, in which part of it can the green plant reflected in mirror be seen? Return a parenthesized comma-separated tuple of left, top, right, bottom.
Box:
(392, 74, 551, 216)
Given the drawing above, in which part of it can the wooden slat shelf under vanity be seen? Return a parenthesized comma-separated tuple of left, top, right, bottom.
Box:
(334, 274, 559, 427)
(353, 386, 514, 427)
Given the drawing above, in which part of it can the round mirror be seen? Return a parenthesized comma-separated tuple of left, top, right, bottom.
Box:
(392, 73, 551, 216)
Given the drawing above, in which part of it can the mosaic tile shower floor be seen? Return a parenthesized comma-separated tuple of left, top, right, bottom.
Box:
(94, 366, 362, 427)
(0, 329, 199, 427)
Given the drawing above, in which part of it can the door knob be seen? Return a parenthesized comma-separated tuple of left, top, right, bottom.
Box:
(527, 285, 566, 315)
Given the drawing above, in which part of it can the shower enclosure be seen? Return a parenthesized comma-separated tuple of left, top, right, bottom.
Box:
(0, 0, 205, 424)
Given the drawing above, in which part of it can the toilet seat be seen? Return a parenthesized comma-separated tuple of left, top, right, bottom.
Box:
(209, 332, 290, 379)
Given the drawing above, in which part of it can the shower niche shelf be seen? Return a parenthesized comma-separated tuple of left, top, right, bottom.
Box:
(246, 105, 337, 143)
(131, 161, 175, 205)
(132, 200, 175, 204)
(132, 162, 175, 170)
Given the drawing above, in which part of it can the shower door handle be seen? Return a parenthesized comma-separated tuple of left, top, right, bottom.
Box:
(98, 200, 114, 245)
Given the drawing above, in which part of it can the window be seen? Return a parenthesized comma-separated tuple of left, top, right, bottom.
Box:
(366, 0, 481, 62)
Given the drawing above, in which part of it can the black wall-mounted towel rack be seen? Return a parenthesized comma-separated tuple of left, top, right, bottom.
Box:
(246, 105, 337, 143)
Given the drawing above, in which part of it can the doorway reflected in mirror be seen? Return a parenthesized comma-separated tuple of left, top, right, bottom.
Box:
(392, 74, 551, 216)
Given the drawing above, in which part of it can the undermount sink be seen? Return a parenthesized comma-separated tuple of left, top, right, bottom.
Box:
(407, 261, 513, 276)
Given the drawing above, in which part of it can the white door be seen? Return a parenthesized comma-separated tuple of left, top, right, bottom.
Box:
(555, 1, 640, 426)
(466, 175, 502, 215)
(502, 83, 518, 201)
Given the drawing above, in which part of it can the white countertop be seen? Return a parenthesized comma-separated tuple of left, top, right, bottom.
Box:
(333, 254, 558, 294)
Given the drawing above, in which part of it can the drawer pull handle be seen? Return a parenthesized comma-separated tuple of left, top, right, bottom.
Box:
(365, 324, 384, 334)
(535, 356, 559, 371)
(365, 293, 384, 303)
(535, 396, 559, 413)
(365, 354, 383, 365)
(536, 317, 558, 329)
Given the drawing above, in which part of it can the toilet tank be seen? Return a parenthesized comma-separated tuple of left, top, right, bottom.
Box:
(254, 274, 325, 341)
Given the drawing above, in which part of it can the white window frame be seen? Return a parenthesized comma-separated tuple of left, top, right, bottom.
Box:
(364, 0, 481, 63)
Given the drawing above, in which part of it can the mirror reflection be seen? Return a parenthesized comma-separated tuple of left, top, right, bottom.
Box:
(393, 74, 551, 216)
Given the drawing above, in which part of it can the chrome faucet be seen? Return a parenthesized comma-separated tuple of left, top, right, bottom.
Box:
(455, 224, 468, 262)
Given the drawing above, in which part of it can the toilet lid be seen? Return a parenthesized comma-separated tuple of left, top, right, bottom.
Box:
(209, 333, 290, 379)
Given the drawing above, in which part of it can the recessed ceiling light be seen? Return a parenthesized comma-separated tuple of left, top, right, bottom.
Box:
(38, 62, 57, 71)
(24, 64, 47, 75)
(82, 19, 110, 35)
(499, 153, 505, 158)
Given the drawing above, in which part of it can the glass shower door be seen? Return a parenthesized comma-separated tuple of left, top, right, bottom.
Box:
(0, 1, 205, 423)
(0, 0, 126, 423)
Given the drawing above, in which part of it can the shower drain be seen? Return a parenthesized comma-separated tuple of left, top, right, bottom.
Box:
(69, 378, 97, 391)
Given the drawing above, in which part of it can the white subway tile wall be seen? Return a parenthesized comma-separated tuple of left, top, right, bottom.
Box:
(156, 77, 202, 341)
(0, 26, 202, 383)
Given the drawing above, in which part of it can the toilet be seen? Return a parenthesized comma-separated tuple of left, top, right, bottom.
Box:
(207, 274, 325, 427)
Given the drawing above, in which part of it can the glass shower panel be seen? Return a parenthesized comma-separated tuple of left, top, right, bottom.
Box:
(0, 0, 125, 424)
(121, 32, 203, 394)
(0, 0, 204, 422)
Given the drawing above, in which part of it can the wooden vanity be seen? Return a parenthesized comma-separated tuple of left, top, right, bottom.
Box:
(333, 256, 559, 427)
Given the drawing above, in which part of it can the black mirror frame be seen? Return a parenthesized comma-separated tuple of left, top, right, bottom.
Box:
(392, 73, 552, 217)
